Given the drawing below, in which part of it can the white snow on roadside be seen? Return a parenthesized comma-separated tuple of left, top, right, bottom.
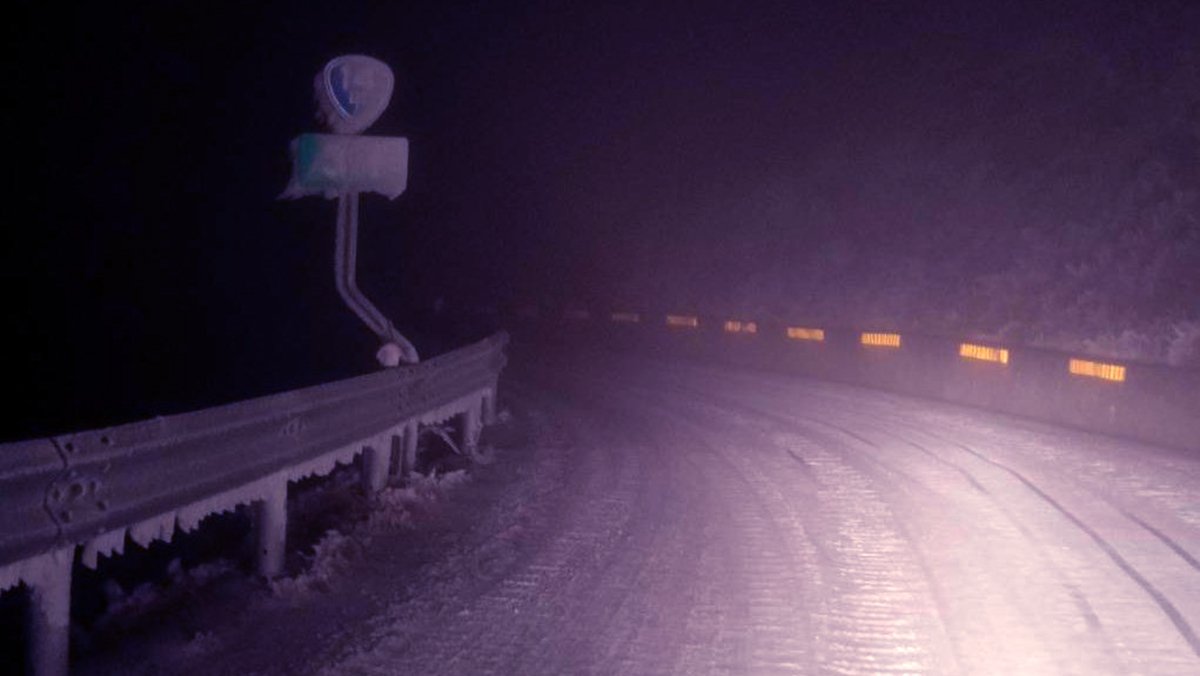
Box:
(97, 558, 236, 626)
(270, 470, 471, 600)
(75, 465, 476, 674)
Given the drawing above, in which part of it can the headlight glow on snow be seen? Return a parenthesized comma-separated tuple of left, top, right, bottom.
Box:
(610, 312, 641, 323)
(861, 332, 902, 348)
(1069, 358, 1126, 382)
(723, 320, 758, 334)
(786, 327, 825, 341)
(666, 314, 700, 328)
(959, 343, 1009, 364)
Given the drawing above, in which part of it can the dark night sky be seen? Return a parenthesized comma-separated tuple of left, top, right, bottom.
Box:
(4, 1, 1197, 438)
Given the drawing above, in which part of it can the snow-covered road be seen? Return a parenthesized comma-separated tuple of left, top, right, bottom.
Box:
(77, 349, 1200, 675)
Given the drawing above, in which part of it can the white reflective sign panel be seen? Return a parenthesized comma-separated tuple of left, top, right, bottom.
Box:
(315, 55, 394, 135)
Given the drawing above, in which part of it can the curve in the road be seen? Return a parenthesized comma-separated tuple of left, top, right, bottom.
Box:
(199, 350, 1200, 675)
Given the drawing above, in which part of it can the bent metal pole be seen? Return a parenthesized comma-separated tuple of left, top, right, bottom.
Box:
(334, 190, 419, 365)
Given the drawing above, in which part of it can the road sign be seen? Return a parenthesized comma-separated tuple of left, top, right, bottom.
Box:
(283, 55, 420, 366)
(314, 54, 394, 135)
(282, 133, 408, 199)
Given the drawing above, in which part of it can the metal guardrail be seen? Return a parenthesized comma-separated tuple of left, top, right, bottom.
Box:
(1, 331, 508, 675)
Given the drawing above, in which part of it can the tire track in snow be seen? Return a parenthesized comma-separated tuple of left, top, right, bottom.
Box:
(950, 436, 1200, 658)
(528, 368, 827, 673)
(639, 371, 1131, 673)
(865, 414, 1200, 669)
(624, 390, 948, 674)
(535, 375, 818, 674)
(652, 360, 1199, 672)
(326, 380, 724, 675)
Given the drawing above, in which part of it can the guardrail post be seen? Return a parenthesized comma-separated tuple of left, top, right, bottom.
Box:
(388, 433, 402, 479)
(461, 399, 482, 454)
(401, 422, 418, 479)
(254, 480, 288, 578)
(27, 549, 72, 676)
(362, 443, 389, 494)
(482, 389, 497, 426)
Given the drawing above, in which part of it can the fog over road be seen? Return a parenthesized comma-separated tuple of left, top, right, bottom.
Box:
(78, 349, 1200, 675)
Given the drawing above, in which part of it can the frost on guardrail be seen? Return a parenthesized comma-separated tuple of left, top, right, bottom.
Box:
(1, 332, 508, 676)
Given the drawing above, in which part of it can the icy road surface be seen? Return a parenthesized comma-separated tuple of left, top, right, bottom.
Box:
(79, 350, 1200, 675)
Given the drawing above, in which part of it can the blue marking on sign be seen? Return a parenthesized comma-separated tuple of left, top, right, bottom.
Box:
(329, 65, 359, 117)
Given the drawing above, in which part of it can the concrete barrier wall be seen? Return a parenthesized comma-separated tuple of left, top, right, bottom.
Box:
(516, 309, 1200, 453)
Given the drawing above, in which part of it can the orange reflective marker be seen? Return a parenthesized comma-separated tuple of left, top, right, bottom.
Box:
(666, 314, 699, 328)
(786, 327, 825, 341)
(861, 332, 901, 348)
(1069, 358, 1126, 382)
(960, 343, 1009, 365)
(723, 320, 758, 334)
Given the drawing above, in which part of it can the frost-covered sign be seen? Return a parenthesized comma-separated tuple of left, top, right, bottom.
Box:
(282, 55, 408, 199)
(284, 133, 409, 200)
(316, 54, 394, 134)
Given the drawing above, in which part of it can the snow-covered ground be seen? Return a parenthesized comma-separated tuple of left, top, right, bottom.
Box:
(70, 348, 1200, 674)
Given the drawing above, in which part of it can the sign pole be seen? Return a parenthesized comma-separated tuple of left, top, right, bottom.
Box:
(283, 55, 418, 367)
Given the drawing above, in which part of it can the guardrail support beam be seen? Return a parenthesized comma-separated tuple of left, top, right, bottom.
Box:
(254, 481, 288, 578)
(388, 433, 402, 479)
(482, 389, 497, 426)
(402, 423, 418, 479)
(461, 400, 482, 454)
(362, 443, 389, 494)
(27, 550, 72, 676)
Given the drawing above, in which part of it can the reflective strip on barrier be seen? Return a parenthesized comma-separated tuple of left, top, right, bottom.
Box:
(723, 320, 757, 334)
(960, 343, 1009, 365)
(786, 327, 825, 342)
(666, 315, 699, 328)
(861, 332, 901, 348)
(1069, 358, 1126, 382)
(611, 312, 641, 323)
